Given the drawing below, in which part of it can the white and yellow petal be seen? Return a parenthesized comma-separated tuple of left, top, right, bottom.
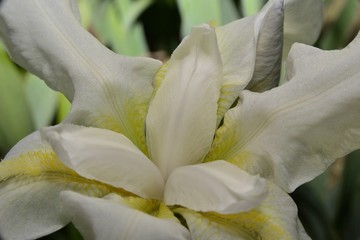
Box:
(61, 191, 191, 240)
(215, 0, 284, 124)
(42, 124, 164, 199)
(164, 160, 267, 214)
(174, 182, 309, 240)
(146, 25, 222, 178)
(0, 131, 116, 240)
(206, 33, 360, 192)
(0, 0, 161, 153)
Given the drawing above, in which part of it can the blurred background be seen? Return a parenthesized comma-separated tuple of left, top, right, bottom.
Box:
(0, 0, 359, 239)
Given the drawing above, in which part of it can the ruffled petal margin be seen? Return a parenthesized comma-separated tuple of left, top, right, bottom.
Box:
(205, 32, 360, 192)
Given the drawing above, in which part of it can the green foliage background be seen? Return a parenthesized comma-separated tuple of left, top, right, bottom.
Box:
(0, 0, 359, 239)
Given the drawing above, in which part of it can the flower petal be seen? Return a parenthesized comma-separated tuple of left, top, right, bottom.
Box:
(174, 182, 309, 240)
(164, 160, 268, 214)
(206, 33, 360, 192)
(146, 25, 222, 178)
(0, 0, 161, 153)
(61, 191, 191, 240)
(0, 131, 115, 239)
(42, 124, 164, 199)
(246, 0, 284, 92)
(215, 0, 283, 124)
(283, 0, 323, 58)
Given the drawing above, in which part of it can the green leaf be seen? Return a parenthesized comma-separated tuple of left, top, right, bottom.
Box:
(318, 0, 359, 50)
(115, 0, 153, 30)
(0, 45, 34, 153)
(38, 223, 83, 240)
(335, 150, 360, 239)
(24, 74, 58, 129)
(90, 0, 151, 55)
(291, 183, 338, 240)
(57, 93, 71, 123)
(221, 0, 240, 23)
(176, 0, 238, 37)
(240, 0, 265, 17)
(78, 0, 96, 28)
(291, 158, 346, 240)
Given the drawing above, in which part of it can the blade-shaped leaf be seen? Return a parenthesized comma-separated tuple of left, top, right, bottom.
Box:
(24, 74, 58, 129)
(91, 0, 150, 55)
(319, 0, 359, 50)
(335, 150, 360, 239)
(57, 94, 71, 123)
(240, 0, 265, 16)
(177, 0, 238, 37)
(115, 0, 152, 30)
(291, 184, 338, 240)
(0, 44, 34, 152)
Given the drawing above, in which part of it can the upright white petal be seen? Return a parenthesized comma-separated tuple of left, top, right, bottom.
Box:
(283, 0, 323, 58)
(61, 191, 191, 240)
(0, 0, 161, 152)
(215, 0, 284, 124)
(146, 25, 222, 178)
(206, 33, 360, 192)
(42, 124, 164, 199)
(247, 0, 284, 92)
(164, 160, 268, 214)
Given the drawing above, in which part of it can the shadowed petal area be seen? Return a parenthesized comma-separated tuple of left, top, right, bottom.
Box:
(61, 191, 191, 240)
(0, 0, 161, 153)
(215, 0, 283, 124)
(0, 131, 116, 240)
(246, 0, 284, 92)
(146, 25, 222, 178)
(42, 125, 164, 199)
(205, 33, 360, 192)
(164, 160, 268, 214)
(174, 182, 309, 240)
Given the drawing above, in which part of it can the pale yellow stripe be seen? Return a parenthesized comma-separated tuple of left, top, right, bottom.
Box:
(0, 149, 132, 197)
(175, 207, 291, 240)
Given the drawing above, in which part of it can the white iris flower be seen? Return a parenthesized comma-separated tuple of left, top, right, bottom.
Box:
(0, 0, 359, 239)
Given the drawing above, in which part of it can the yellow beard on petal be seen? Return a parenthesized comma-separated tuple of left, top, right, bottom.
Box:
(123, 196, 177, 220)
(174, 207, 291, 240)
(90, 112, 149, 155)
(0, 150, 130, 197)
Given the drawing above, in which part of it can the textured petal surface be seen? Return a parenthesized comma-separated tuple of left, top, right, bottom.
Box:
(146, 25, 222, 178)
(0, 131, 115, 240)
(206, 33, 360, 192)
(42, 124, 164, 199)
(0, 0, 161, 153)
(247, 0, 284, 92)
(61, 191, 191, 240)
(174, 182, 309, 240)
(164, 160, 267, 214)
(283, 0, 323, 58)
(215, 0, 283, 124)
